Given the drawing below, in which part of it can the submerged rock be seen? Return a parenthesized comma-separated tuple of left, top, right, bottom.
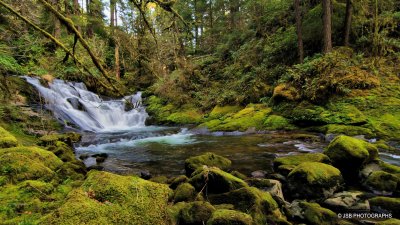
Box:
(189, 167, 248, 194)
(185, 152, 232, 176)
(207, 209, 253, 225)
(287, 162, 343, 199)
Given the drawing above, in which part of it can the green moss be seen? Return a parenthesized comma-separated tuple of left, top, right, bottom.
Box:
(173, 183, 196, 203)
(369, 197, 400, 216)
(208, 106, 243, 120)
(230, 171, 247, 180)
(324, 124, 373, 136)
(369, 113, 400, 140)
(379, 161, 400, 174)
(175, 201, 216, 225)
(288, 162, 343, 199)
(0, 126, 18, 148)
(263, 115, 296, 130)
(363, 171, 399, 194)
(274, 153, 330, 171)
(185, 152, 232, 176)
(209, 187, 284, 224)
(38, 132, 81, 147)
(169, 175, 189, 189)
(145, 96, 174, 123)
(324, 136, 379, 176)
(377, 219, 400, 225)
(190, 167, 248, 194)
(0, 146, 63, 182)
(299, 201, 337, 225)
(208, 105, 272, 131)
(207, 209, 253, 225)
(150, 176, 169, 184)
(41, 171, 172, 225)
(46, 141, 76, 162)
(166, 109, 204, 124)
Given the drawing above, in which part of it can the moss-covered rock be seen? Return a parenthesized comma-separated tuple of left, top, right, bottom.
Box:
(185, 152, 232, 176)
(273, 153, 331, 175)
(46, 141, 76, 162)
(173, 201, 216, 225)
(287, 162, 343, 199)
(38, 132, 81, 147)
(324, 135, 378, 181)
(264, 115, 297, 130)
(323, 191, 370, 211)
(150, 176, 169, 184)
(173, 183, 197, 203)
(300, 201, 337, 225)
(40, 171, 172, 224)
(200, 104, 272, 131)
(369, 197, 400, 217)
(166, 109, 204, 124)
(169, 175, 189, 189)
(207, 209, 253, 225)
(0, 146, 63, 183)
(190, 167, 248, 194)
(209, 187, 285, 224)
(363, 171, 399, 195)
(324, 124, 373, 136)
(208, 106, 243, 120)
(377, 219, 400, 225)
(0, 126, 18, 148)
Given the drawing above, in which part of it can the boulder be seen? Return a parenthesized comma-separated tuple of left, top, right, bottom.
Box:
(40, 171, 172, 224)
(287, 162, 343, 199)
(185, 152, 232, 176)
(273, 153, 331, 176)
(189, 167, 247, 194)
(169, 175, 189, 189)
(173, 183, 197, 203)
(209, 187, 287, 224)
(38, 132, 82, 147)
(369, 197, 400, 217)
(0, 126, 18, 148)
(173, 201, 216, 225)
(207, 209, 253, 225)
(363, 171, 399, 195)
(287, 201, 337, 225)
(246, 178, 284, 200)
(323, 191, 370, 211)
(324, 135, 378, 181)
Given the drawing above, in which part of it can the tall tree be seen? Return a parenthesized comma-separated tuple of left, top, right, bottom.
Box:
(52, 0, 61, 38)
(322, 0, 332, 53)
(343, 0, 352, 46)
(294, 0, 304, 63)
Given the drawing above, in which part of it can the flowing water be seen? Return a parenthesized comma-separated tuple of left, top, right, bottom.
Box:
(24, 77, 400, 177)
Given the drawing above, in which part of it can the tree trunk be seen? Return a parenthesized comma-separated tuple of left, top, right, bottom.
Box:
(37, 0, 120, 94)
(73, 0, 80, 14)
(110, 0, 115, 27)
(209, 0, 213, 28)
(86, 0, 93, 37)
(194, 0, 199, 53)
(322, 0, 332, 53)
(115, 41, 120, 80)
(343, 0, 352, 46)
(294, 0, 304, 63)
(52, 0, 61, 38)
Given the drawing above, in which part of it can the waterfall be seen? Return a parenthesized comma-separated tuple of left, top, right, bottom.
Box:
(24, 76, 148, 132)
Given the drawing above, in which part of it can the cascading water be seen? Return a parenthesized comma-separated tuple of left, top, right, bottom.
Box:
(24, 76, 148, 132)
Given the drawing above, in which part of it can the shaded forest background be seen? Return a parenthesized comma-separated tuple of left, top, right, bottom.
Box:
(0, 0, 399, 109)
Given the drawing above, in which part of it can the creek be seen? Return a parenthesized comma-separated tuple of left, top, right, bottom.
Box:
(24, 77, 400, 176)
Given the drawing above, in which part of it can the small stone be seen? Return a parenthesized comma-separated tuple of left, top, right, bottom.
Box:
(140, 170, 152, 180)
(251, 170, 267, 178)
